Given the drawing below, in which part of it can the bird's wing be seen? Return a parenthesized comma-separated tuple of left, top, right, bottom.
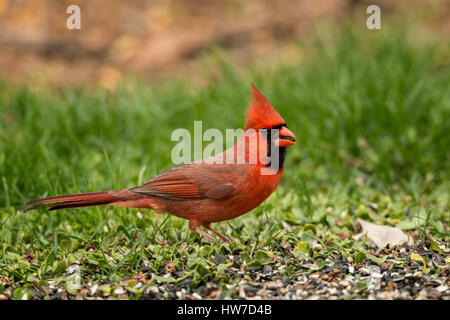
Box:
(130, 164, 244, 200)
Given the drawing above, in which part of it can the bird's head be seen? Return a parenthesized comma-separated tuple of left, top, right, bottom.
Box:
(244, 83, 296, 148)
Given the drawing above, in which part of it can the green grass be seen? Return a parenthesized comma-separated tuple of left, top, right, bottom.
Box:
(0, 22, 449, 299)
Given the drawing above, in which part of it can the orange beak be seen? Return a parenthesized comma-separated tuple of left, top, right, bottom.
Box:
(277, 126, 296, 147)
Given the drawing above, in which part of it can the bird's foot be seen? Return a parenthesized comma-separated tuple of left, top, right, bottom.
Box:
(202, 223, 230, 243)
(189, 220, 230, 243)
(189, 220, 216, 243)
(193, 226, 217, 242)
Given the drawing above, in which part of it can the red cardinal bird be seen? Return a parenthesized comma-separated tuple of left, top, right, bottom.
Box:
(25, 83, 296, 242)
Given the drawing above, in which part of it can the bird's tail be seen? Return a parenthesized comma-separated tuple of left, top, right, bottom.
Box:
(25, 191, 120, 211)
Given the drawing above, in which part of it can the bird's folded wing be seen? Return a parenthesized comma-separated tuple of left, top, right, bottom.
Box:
(130, 164, 241, 200)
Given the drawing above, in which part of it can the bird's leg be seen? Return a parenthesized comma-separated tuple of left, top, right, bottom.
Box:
(202, 223, 230, 243)
(189, 220, 216, 243)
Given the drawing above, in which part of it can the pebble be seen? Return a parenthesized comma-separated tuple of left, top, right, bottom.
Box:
(359, 267, 371, 275)
(114, 287, 125, 295)
(90, 284, 98, 295)
(393, 275, 405, 282)
(339, 280, 350, 287)
(192, 293, 202, 299)
(435, 285, 448, 293)
(239, 286, 246, 298)
(303, 264, 320, 270)
(370, 265, 381, 273)
(146, 286, 159, 295)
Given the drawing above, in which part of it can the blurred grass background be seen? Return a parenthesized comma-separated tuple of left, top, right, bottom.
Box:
(0, 0, 449, 86)
(1, 18, 449, 202)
